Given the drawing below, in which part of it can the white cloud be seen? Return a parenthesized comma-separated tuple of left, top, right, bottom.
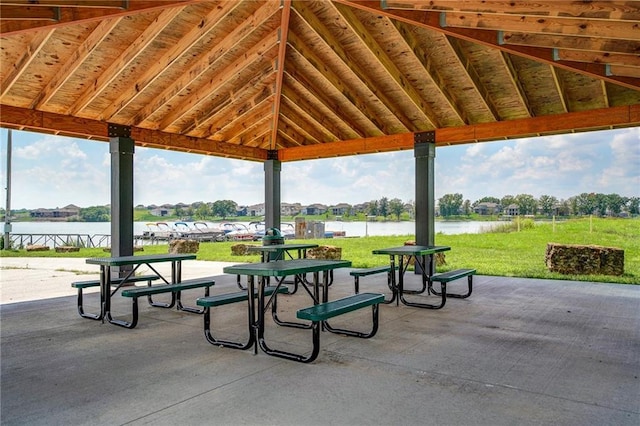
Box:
(2, 127, 638, 209)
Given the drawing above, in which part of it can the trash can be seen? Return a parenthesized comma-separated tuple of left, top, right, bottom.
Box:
(262, 227, 285, 261)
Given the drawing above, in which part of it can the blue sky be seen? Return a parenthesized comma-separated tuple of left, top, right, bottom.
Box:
(0, 127, 638, 210)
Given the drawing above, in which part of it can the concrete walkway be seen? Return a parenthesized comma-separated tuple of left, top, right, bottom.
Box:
(1, 258, 639, 425)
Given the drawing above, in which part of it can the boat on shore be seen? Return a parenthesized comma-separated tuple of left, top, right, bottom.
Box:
(173, 221, 226, 242)
(141, 222, 176, 240)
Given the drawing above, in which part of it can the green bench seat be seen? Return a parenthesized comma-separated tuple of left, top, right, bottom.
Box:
(110, 276, 216, 329)
(349, 266, 396, 303)
(71, 274, 160, 320)
(197, 286, 289, 350)
(429, 268, 475, 299)
(297, 292, 385, 322)
(293, 293, 384, 362)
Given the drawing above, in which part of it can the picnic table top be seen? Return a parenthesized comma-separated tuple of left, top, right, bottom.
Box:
(223, 259, 351, 276)
(372, 245, 451, 256)
(247, 243, 319, 252)
(86, 253, 197, 266)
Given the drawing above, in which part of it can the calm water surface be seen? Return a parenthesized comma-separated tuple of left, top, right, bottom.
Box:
(11, 220, 502, 237)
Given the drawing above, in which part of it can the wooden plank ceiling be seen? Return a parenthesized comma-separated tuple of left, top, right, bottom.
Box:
(1, 0, 639, 162)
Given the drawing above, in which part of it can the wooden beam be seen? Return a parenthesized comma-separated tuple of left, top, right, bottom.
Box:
(0, 104, 269, 161)
(436, 104, 640, 145)
(441, 12, 640, 41)
(391, 19, 468, 124)
(67, 7, 185, 115)
(500, 32, 640, 55)
(105, 1, 249, 122)
(279, 132, 415, 161)
(382, 1, 640, 20)
(0, 1, 200, 35)
(31, 18, 120, 108)
(0, 28, 54, 98)
(333, 2, 439, 127)
(1, 1, 126, 8)
(188, 67, 277, 138)
(554, 49, 640, 68)
(157, 33, 280, 131)
(286, 30, 387, 135)
(292, 0, 414, 133)
(278, 104, 640, 161)
(270, 0, 291, 150)
(336, 2, 640, 90)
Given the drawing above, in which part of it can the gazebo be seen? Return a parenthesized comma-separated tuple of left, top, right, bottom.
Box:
(1, 0, 638, 260)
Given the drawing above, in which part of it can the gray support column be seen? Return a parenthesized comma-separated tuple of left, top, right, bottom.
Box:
(414, 131, 436, 246)
(109, 124, 134, 277)
(264, 150, 281, 230)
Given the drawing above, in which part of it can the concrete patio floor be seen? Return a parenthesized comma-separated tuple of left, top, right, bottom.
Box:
(1, 258, 639, 425)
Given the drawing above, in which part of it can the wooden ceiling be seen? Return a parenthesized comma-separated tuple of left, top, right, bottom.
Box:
(1, 0, 639, 162)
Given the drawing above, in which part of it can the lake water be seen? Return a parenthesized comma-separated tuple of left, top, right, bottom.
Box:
(9, 220, 502, 238)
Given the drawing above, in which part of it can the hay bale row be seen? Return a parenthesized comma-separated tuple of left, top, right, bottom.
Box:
(545, 243, 624, 276)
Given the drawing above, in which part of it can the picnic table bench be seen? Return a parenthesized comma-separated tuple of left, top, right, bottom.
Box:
(429, 268, 476, 299)
(117, 276, 216, 329)
(197, 285, 289, 350)
(71, 274, 159, 320)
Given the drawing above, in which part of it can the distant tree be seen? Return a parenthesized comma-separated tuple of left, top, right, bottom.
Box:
(557, 199, 571, 216)
(515, 194, 537, 215)
(538, 194, 558, 216)
(211, 200, 237, 219)
(593, 193, 609, 216)
(462, 199, 472, 216)
(438, 193, 463, 217)
(607, 193, 626, 216)
(185, 206, 195, 219)
(627, 197, 640, 215)
(379, 197, 389, 219)
(575, 193, 596, 216)
(174, 206, 185, 219)
(367, 200, 379, 216)
(475, 196, 500, 206)
(79, 206, 110, 222)
(501, 195, 516, 208)
(195, 203, 211, 220)
(388, 198, 404, 220)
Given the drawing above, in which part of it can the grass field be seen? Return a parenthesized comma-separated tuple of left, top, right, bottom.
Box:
(2, 217, 638, 284)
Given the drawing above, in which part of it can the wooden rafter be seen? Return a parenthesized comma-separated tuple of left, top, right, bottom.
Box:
(105, 1, 248, 122)
(67, 7, 185, 115)
(157, 30, 281, 131)
(31, 18, 120, 109)
(0, 28, 54, 97)
(0, 1, 199, 35)
(292, 1, 413, 133)
(333, 2, 439, 127)
(270, 0, 291, 150)
(381, 1, 640, 20)
(339, 1, 640, 91)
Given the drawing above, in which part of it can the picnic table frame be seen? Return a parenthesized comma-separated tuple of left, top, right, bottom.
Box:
(85, 253, 196, 325)
(223, 259, 351, 362)
(372, 245, 451, 309)
(245, 243, 320, 293)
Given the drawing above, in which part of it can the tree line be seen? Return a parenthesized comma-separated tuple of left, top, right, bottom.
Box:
(52, 192, 638, 222)
(437, 193, 640, 217)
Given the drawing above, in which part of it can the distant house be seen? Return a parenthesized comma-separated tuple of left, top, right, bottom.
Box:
(236, 206, 248, 216)
(474, 202, 501, 215)
(149, 208, 170, 217)
(246, 204, 264, 217)
(302, 203, 327, 215)
(504, 204, 519, 216)
(330, 203, 351, 215)
(30, 204, 80, 219)
(281, 202, 301, 216)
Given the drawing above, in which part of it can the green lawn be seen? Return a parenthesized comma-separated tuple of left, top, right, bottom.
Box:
(2, 217, 638, 284)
